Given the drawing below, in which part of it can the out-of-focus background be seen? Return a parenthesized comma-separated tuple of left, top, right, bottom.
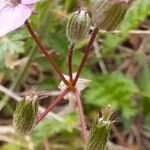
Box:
(0, 0, 150, 149)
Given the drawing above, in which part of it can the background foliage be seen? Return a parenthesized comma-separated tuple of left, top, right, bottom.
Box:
(0, 0, 150, 149)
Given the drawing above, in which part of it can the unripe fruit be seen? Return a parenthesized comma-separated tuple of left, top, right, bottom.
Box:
(87, 118, 111, 150)
(66, 9, 91, 43)
(13, 96, 38, 135)
(86, 106, 113, 150)
(92, 0, 129, 31)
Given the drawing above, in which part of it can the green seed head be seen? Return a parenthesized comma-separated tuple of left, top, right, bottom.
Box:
(66, 9, 91, 43)
(13, 94, 39, 135)
(86, 105, 114, 150)
(86, 118, 111, 150)
(92, 0, 129, 30)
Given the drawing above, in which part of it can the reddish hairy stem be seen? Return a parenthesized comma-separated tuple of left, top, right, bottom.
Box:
(36, 88, 69, 124)
(74, 89, 88, 144)
(25, 20, 69, 86)
(68, 43, 75, 82)
(72, 27, 99, 86)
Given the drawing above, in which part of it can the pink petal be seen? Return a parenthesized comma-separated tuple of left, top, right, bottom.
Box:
(0, 1, 9, 12)
(0, 4, 32, 37)
(21, 0, 39, 4)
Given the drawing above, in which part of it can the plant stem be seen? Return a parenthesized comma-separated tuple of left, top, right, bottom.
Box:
(68, 43, 75, 82)
(74, 89, 88, 144)
(25, 20, 69, 86)
(72, 27, 99, 86)
(36, 88, 69, 124)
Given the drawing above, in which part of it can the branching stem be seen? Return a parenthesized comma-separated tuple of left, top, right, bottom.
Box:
(68, 43, 75, 82)
(74, 89, 88, 144)
(36, 88, 69, 124)
(25, 20, 69, 86)
(72, 27, 99, 86)
(25, 21, 99, 144)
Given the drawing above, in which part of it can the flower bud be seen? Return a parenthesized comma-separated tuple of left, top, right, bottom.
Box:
(66, 9, 91, 43)
(13, 95, 39, 135)
(92, 0, 129, 31)
(86, 118, 111, 150)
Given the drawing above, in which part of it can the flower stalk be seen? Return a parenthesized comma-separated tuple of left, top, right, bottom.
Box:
(36, 88, 70, 124)
(24, 18, 98, 143)
(72, 27, 99, 86)
(25, 14, 99, 144)
(25, 20, 69, 86)
(74, 89, 88, 143)
(68, 43, 75, 82)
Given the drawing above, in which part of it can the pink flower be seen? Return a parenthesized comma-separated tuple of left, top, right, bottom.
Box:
(0, 0, 39, 37)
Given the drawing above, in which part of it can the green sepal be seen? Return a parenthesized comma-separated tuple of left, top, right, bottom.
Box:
(92, 0, 129, 30)
(86, 117, 111, 150)
(66, 9, 91, 43)
(13, 99, 38, 135)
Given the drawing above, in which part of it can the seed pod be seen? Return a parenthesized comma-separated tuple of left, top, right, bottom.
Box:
(92, 0, 129, 31)
(66, 9, 91, 43)
(86, 106, 113, 150)
(13, 97, 38, 135)
(86, 118, 111, 150)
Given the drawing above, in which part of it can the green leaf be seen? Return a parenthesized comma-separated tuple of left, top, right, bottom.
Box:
(84, 73, 138, 119)
(32, 113, 78, 145)
(0, 30, 26, 68)
(0, 30, 25, 55)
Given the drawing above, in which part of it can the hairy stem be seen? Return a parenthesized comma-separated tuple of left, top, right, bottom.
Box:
(25, 20, 69, 86)
(72, 27, 99, 86)
(68, 43, 75, 82)
(74, 89, 88, 144)
(36, 88, 69, 124)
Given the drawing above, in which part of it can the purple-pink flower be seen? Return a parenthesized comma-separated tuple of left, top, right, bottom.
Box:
(0, 0, 39, 38)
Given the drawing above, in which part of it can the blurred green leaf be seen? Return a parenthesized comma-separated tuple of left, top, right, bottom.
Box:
(0, 30, 25, 54)
(84, 73, 138, 119)
(1, 144, 20, 150)
(32, 113, 78, 145)
(0, 30, 26, 69)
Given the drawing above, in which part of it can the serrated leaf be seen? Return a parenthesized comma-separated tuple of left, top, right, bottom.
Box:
(0, 30, 25, 55)
(84, 73, 138, 119)
(0, 30, 26, 68)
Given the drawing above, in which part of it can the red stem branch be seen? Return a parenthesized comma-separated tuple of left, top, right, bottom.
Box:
(68, 43, 75, 82)
(74, 89, 88, 144)
(36, 88, 69, 124)
(25, 20, 69, 86)
(72, 27, 99, 86)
